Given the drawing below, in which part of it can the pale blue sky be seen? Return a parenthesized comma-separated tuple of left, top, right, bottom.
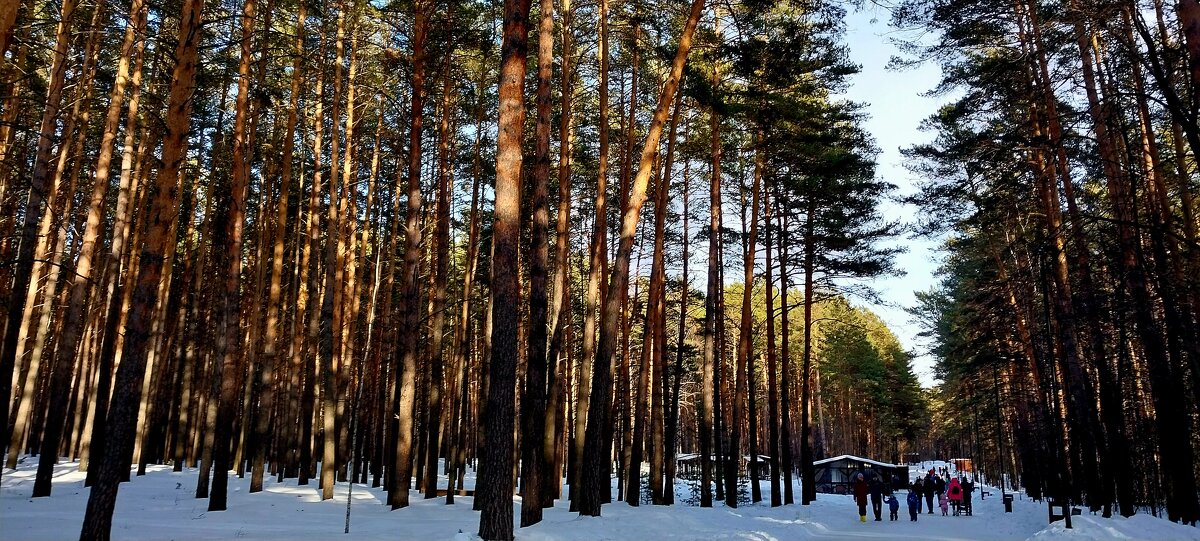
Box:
(839, 5, 945, 387)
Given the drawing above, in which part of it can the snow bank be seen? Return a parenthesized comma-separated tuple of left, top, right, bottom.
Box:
(1025, 513, 1200, 541)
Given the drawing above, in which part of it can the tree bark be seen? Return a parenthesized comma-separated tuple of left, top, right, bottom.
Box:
(477, 0, 533, 538)
(577, 0, 707, 517)
(389, 0, 428, 509)
(543, 0, 575, 509)
(520, 0, 554, 526)
(571, 0, 609, 508)
(209, 0, 257, 511)
(79, 0, 204, 535)
(736, 132, 763, 504)
(0, 0, 76, 482)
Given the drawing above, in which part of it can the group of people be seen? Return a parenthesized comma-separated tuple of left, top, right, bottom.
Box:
(852, 468, 975, 523)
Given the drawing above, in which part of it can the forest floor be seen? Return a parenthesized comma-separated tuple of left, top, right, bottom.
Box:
(3, 459, 1199, 541)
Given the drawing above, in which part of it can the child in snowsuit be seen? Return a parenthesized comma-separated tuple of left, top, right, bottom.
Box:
(939, 491, 949, 516)
(887, 494, 900, 521)
(906, 490, 920, 521)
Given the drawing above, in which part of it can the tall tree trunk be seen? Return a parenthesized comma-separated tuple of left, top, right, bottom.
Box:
(736, 132, 762, 505)
(318, 3, 350, 501)
(477, 0, 533, 538)
(773, 193, 792, 505)
(577, 0, 706, 516)
(520, 0, 554, 526)
(0, 0, 76, 481)
(252, 0, 305, 493)
(27, 0, 103, 481)
(423, 36, 455, 499)
(543, 0, 574, 509)
(571, 0, 609, 508)
(79, 0, 205, 535)
(209, 0, 257, 511)
(666, 114, 691, 507)
(389, 0, 428, 509)
(763, 183, 781, 507)
(649, 89, 682, 506)
(1066, 10, 1137, 517)
(800, 197, 817, 504)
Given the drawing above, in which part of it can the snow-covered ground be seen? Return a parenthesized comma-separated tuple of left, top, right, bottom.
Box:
(3, 459, 1198, 541)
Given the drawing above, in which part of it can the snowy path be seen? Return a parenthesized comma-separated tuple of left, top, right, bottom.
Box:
(3, 460, 1199, 540)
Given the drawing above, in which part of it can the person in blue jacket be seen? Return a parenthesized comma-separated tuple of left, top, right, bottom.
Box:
(906, 489, 920, 521)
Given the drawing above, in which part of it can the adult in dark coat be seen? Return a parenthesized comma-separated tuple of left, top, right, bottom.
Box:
(962, 477, 974, 516)
(911, 478, 924, 513)
(853, 473, 869, 522)
(924, 471, 936, 514)
(869, 474, 884, 521)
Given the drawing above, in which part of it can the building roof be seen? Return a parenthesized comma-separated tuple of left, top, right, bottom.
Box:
(812, 454, 902, 469)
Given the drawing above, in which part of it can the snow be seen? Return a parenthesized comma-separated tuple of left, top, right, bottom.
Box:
(2, 458, 1196, 540)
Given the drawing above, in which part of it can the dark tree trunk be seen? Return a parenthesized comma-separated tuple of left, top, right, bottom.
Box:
(477, 0, 532, 538)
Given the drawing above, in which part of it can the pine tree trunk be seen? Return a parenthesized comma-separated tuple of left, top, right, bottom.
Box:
(0, 0, 76, 482)
(577, 0, 705, 516)
(571, 0, 609, 508)
(519, 0, 554, 525)
(79, 0, 204, 535)
(389, 0, 428, 509)
(26, 1, 104, 481)
(774, 196, 792, 505)
(208, 0, 257, 511)
(736, 130, 762, 505)
(424, 41, 455, 500)
(764, 183, 781, 507)
(542, 0, 575, 508)
(477, 0, 533, 538)
(649, 90, 682, 506)
(666, 115, 691, 507)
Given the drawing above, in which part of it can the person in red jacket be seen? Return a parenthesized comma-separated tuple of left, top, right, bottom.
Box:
(853, 473, 869, 522)
(948, 477, 964, 516)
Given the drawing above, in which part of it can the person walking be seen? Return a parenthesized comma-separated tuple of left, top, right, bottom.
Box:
(906, 488, 921, 521)
(869, 473, 885, 521)
(962, 476, 974, 516)
(948, 476, 964, 516)
(924, 471, 936, 514)
(887, 494, 900, 521)
(911, 478, 924, 513)
(853, 473, 869, 523)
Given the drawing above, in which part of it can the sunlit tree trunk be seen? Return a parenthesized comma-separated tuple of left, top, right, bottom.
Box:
(578, 0, 706, 516)
(208, 0, 257, 511)
(649, 90, 682, 506)
(776, 194, 794, 506)
(666, 111, 691, 507)
(423, 36, 455, 499)
(736, 131, 762, 504)
(79, 0, 205, 535)
(520, 0, 554, 525)
(543, 0, 575, 508)
(253, 0, 305, 493)
(477, 0, 533, 538)
(0, 0, 76, 480)
(763, 183, 781, 507)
